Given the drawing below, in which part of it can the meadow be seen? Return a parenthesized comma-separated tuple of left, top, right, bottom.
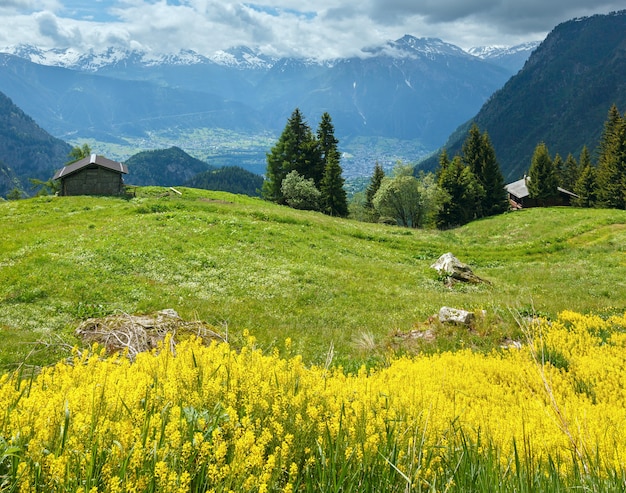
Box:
(1, 189, 625, 491)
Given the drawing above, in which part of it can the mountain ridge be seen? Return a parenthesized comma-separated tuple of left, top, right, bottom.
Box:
(467, 41, 541, 72)
(420, 11, 626, 181)
(1, 37, 538, 72)
(0, 91, 72, 197)
(0, 36, 516, 177)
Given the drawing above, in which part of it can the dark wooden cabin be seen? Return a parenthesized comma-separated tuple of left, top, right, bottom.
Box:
(505, 177, 578, 209)
(53, 154, 128, 196)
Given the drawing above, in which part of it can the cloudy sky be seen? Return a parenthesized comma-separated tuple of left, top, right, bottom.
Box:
(1, 0, 624, 58)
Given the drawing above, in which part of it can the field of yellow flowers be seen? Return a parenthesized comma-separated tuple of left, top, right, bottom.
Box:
(1, 311, 626, 492)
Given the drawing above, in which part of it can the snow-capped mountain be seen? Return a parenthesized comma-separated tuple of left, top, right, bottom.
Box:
(467, 41, 541, 71)
(0, 34, 516, 177)
(0, 43, 278, 71)
(1, 37, 540, 80)
(2, 44, 149, 71)
(210, 46, 278, 70)
(468, 41, 540, 59)
(365, 35, 472, 60)
(2, 36, 525, 73)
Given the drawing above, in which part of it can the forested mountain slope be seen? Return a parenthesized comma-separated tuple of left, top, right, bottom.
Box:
(0, 91, 71, 197)
(422, 11, 626, 181)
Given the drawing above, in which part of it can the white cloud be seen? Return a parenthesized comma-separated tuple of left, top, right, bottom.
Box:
(35, 11, 84, 46)
(1, 0, 625, 56)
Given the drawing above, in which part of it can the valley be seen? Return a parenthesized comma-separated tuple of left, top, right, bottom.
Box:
(0, 35, 523, 185)
(72, 128, 430, 179)
(1, 8, 626, 492)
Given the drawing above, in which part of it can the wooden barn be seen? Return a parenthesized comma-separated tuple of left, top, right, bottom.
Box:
(505, 176, 578, 209)
(53, 154, 128, 196)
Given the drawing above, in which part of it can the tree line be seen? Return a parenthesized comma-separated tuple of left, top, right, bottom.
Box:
(527, 104, 626, 209)
(265, 109, 509, 229)
(264, 104, 625, 230)
(350, 124, 508, 229)
(262, 109, 348, 217)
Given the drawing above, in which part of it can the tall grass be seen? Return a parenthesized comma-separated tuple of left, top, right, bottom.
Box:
(1, 189, 625, 370)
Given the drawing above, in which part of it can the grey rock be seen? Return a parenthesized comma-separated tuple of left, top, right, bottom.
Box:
(438, 306, 475, 325)
(431, 252, 487, 284)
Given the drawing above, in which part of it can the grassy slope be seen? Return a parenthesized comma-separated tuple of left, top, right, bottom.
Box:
(1, 188, 625, 370)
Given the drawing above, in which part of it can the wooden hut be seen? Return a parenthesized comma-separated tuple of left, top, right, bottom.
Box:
(53, 154, 128, 196)
(505, 176, 578, 209)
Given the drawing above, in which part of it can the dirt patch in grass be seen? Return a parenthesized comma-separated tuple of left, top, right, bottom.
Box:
(199, 198, 233, 205)
(75, 309, 224, 359)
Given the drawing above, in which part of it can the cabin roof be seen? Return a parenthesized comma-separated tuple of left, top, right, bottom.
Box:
(505, 178, 529, 199)
(53, 154, 128, 180)
(505, 177, 578, 199)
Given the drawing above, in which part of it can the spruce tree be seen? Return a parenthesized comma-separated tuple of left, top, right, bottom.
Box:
(462, 124, 483, 177)
(560, 153, 580, 191)
(263, 108, 318, 204)
(316, 112, 340, 187)
(436, 149, 450, 181)
(479, 132, 508, 216)
(461, 124, 507, 217)
(596, 105, 626, 209)
(579, 146, 592, 170)
(437, 154, 484, 228)
(528, 142, 558, 203)
(573, 162, 597, 208)
(320, 153, 348, 217)
(365, 162, 385, 210)
(553, 153, 564, 186)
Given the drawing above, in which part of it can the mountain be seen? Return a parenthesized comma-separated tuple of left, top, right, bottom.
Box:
(1, 44, 276, 105)
(0, 160, 19, 197)
(184, 166, 264, 196)
(4, 43, 277, 72)
(123, 146, 263, 196)
(0, 53, 266, 143)
(252, 36, 512, 147)
(422, 11, 626, 181)
(0, 37, 514, 177)
(124, 146, 213, 187)
(0, 91, 72, 197)
(124, 146, 263, 196)
(467, 42, 541, 72)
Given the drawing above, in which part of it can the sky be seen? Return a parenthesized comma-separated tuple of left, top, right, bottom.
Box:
(1, 0, 624, 59)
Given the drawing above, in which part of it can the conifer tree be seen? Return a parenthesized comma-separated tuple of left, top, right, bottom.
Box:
(560, 153, 580, 191)
(316, 112, 340, 187)
(436, 149, 450, 181)
(263, 108, 318, 203)
(553, 153, 564, 185)
(595, 104, 626, 209)
(365, 162, 385, 210)
(573, 162, 597, 208)
(316, 112, 348, 216)
(437, 153, 484, 228)
(479, 132, 508, 216)
(320, 153, 348, 217)
(461, 124, 507, 217)
(579, 145, 592, 170)
(528, 142, 558, 203)
(462, 124, 483, 177)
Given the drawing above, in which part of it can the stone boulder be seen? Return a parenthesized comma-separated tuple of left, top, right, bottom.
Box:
(438, 306, 475, 325)
(430, 252, 487, 285)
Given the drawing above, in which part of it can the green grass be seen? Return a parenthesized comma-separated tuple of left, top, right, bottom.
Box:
(1, 188, 625, 371)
